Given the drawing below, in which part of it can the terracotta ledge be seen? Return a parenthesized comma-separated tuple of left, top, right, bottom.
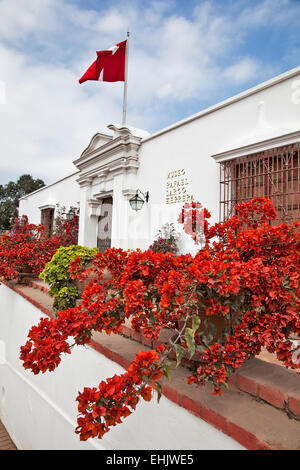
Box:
(2, 279, 300, 450)
(230, 358, 300, 419)
(28, 278, 50, 295)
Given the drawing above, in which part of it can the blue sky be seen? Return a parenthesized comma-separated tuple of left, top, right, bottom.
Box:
(0, 0, 299, 184)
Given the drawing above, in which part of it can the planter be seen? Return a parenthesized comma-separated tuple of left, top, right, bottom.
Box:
(177, 313, 226, 346)
(175, 299, 241, 368)
(177, 295, 226, 343)
(74, 267, 112, 297)
(169, 315, 224, 370)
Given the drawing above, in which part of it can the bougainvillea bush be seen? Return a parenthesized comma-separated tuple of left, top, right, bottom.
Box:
(149, 222, 180, 254)
(54, 205, 79, 246)
(40, 245, 97, 312)
(178, 201, 206, 247)
(20, 198, 300, 441)
(0, 216, 60, 281)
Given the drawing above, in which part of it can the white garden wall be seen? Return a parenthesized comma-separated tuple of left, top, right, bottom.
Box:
(19, 172, 80, 226)
(0, 283, 243, 450)
(123, 67, 300, 251)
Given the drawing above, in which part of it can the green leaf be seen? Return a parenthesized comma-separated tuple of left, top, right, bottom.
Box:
(282, 275, 290, 288)
(174, 344, 184, 367)
(148, 311, 155, 325)
(185, 328, 196, 358)
(155, 381, 162, 403)
(209, 322, 217, 340)
(163, 361, 172, 380)
(192, 315, 201, 333)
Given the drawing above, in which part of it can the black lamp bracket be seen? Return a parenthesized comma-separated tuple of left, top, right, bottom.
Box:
(136, 189, 149, 203)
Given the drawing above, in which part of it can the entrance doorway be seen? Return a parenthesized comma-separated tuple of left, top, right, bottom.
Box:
(97, 197, 113, 253)
(41, 207, 55, 237)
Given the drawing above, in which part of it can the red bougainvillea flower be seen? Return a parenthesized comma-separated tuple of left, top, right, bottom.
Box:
(55, 210, 79, 246)
(0, 216, 60, 281)
(75, 350, 163, 441)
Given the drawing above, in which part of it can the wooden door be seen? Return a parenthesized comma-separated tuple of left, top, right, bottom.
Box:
(41, 208, 54, 237)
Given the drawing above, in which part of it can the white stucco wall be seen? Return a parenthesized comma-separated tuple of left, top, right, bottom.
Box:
(125, 67, 300, 251)
(18, 67, 300, 253)
(0, 283, 243, 450)
(18, 172, 80, 226)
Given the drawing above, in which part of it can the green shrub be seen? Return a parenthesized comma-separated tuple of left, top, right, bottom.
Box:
(40, 245, 97, 312)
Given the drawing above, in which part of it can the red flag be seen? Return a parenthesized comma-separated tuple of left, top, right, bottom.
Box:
(79, 40, 126, 84)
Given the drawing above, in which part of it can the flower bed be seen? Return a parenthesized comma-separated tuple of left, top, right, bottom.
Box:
(0, 216, 60, 282)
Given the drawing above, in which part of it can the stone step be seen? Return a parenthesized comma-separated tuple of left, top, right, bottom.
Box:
(28, 278, 50, 294)
(231, 358, 300, 419)
(91, 330, 300, 450)
(120, 319, 300, 419)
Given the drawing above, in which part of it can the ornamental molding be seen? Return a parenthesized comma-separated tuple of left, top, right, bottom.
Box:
(93, 190, 114, 200)
(76, 175, 95, 188)
(38, 204, 56, 211)
(38, 199, 56, 210)
(75, 140, 141, 173)
(88, 198, 100, 208)
(76, 132, 113, 163)
(76, 155, 140, 186)
(75, 125, 146, 207)
(211, 129, 300, 163)
(73, 125, 144, 174)
(88, 198, 103, 217)
(122, 189, 137, 199)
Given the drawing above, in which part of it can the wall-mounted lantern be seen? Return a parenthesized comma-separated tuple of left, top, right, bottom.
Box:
(19, 215, 27, 227)
(129, 190, 149, 212)
(66, 208, 76, 220)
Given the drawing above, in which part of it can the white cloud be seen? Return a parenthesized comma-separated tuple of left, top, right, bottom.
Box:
(0, 43, 122, 182)
(223, 57, 261, 85)
(0, 0, 56, 40)
(0, 0, 299, 185)
(96, 10, 128, 34)
(239, 0, 300, 27)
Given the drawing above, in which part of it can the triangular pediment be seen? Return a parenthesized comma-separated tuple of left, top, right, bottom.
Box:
(107, 123, 150, 139)
(73, 123, 149, 177)
(78, 132, 113, 160)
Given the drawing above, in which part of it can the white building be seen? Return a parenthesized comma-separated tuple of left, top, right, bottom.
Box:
(19, 66, 300, 252)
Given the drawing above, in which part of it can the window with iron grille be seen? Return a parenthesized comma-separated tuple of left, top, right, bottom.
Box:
(219, 142, 300, 225)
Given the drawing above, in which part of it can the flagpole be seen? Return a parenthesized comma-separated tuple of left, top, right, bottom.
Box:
(122, 29, 130, 126)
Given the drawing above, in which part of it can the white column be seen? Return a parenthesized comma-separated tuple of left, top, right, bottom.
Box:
(78, 181, 98, 248)
(111, 174, 130, 249)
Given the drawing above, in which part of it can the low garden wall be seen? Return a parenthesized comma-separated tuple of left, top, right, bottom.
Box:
(0, 283, 242, 450)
